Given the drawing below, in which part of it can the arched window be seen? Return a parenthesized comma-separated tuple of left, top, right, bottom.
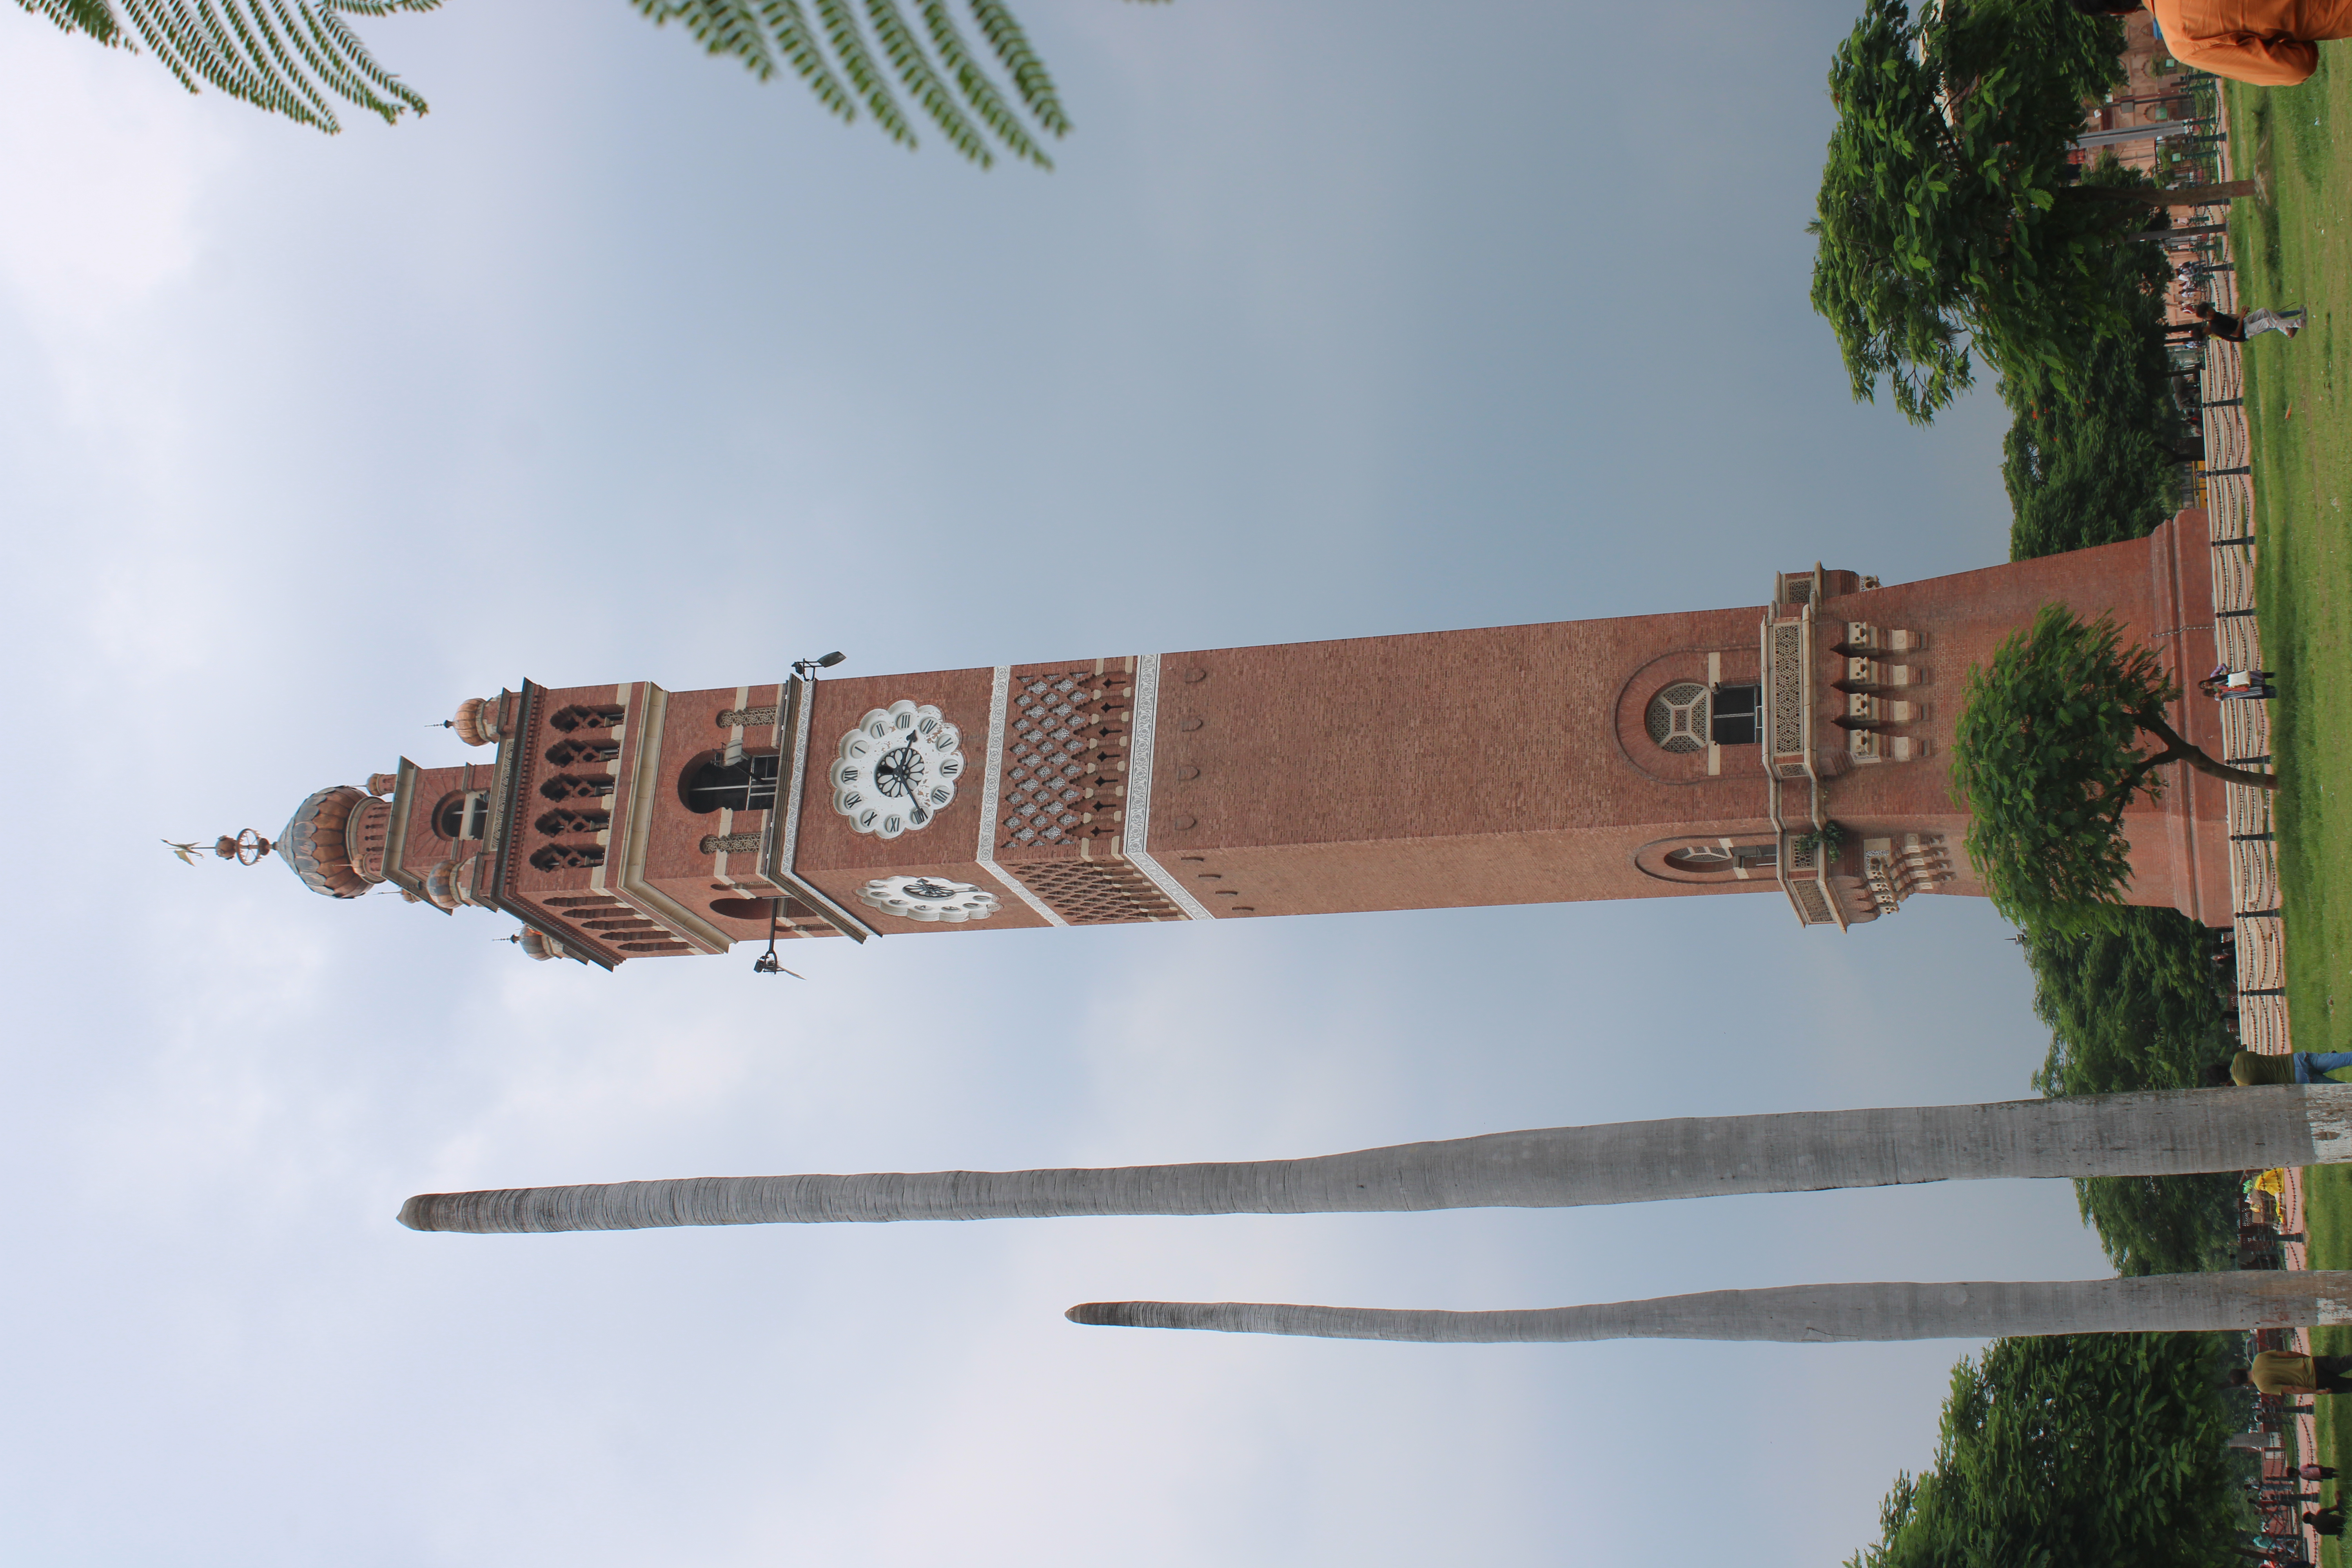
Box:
(550, 704, 625, 733)
(1645, 683, 1709, 753)
(681, 752, 780, 814)
(432, 791, 489, 840)
(530, 844, 605, 871)
(535, 809, 610, 837)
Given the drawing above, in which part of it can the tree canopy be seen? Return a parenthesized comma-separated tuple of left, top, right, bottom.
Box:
(2022, 907, 2238, 1276)
(1951, 604, 2273, 930)
(15, 0, 1087, 162)
(1844, 1333, 2246, 1568)
(2001, 288, 2188, 559)
(1811, 0, 2155, 422)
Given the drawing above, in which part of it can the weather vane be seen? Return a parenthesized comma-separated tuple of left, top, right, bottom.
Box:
(164, 830, 273, 866)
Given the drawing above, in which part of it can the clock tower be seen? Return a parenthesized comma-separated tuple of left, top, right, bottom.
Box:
(259, 515, 2238, 967)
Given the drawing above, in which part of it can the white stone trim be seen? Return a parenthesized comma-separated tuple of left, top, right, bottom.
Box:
(973, 664, 1066, 926)
(2307, 1084, 2352, 1158)
(1123, 653, 1215, 921)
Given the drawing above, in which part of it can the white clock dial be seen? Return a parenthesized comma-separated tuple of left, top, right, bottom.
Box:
(830, 700, 964, 839)
(857, 875, 1001, 923)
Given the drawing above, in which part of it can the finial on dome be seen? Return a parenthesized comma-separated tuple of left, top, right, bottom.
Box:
(209, 829, 274, 865)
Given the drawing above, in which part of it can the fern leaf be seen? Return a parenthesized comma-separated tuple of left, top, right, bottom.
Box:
(18, 0, 123, 42)
(812, 0, 911, 146)
(862, 0, 985, 163)
(755, 0, 855, 120)
(278, 0, 425, 122)
(308, 4, 426, 117)
(632, 0, 778, 81)
(965, 0, 1063, 136)
(916, 0, 1044, 166)
(91, 0, 430, 132)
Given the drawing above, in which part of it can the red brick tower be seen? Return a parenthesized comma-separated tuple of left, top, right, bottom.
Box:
(260, 516, 2235, 968)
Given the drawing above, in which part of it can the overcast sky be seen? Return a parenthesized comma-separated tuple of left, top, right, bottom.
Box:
(0, 3, 2116, 1564)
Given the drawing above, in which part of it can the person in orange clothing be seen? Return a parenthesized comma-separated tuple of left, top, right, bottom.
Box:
(2078, 0, 2352, 86)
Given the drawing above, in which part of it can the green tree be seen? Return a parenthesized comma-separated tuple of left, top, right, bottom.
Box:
(15, 0, 1086, 163)
(1843, 1334, 2245, 1568)
(2000, 289, 2189, 559)
(1951, 604, 2278, 931)
(2023, 909, 2238, 1276)
(1810, 0, 2168, 422)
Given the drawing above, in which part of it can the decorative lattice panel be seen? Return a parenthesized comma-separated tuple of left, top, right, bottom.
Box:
(998, 669, 1133, 850)
(2228, 781, 2274, 838)
(1769, 622, 1806, 754)
(1005, 857, 1182, 925)
(2231, 840, 2281, 912)
(2219, 702, 2271, 764)
(2236, 914, 2288, 991)
(2240, 994, 2294, 1055)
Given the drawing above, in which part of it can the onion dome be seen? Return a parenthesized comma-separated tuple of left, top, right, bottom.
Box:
(448, 696, 505, 748)
(515, 927, 566, 962)
(279, 786, 374, 899)
(421, 853, 486, 913)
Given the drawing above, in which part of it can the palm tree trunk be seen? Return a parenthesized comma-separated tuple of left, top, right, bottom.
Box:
(399, 1084, 2352, 1233)
(1065, 1272, 2352, 1343)
(2138, 710, 2281, 792)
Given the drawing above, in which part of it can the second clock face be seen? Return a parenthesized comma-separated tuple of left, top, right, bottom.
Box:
(831, 700, 964, 839)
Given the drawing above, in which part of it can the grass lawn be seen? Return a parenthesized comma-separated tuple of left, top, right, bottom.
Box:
(2228, 57, 2352, 1552)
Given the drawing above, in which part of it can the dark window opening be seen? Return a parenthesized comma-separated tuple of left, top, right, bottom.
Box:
(546, 738, 621, 768)
(682, 753, 780, 814)
(434, 791, 490, 840)
(530, 844, 605, 871)
(550, 704, 626, 733)
(540, 775, 613, 803)
(1711, 684, 1762, 746)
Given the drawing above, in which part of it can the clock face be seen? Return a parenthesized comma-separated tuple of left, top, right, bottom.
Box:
(831, 700, 964, 838)
(857, 875, 1001, 923)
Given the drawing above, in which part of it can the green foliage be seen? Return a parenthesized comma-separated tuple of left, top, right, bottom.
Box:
(1998, 205, 2187, 558)
(1810, 0, 2156, 422)
(17, 0, 1091, 161)
(1844, 1334, 2247, 1568)
(1794, 820, 1850, 857)
(2023, 907, 2238, 1275)
(1950, 604, 2180, 928)
(16, 0, 435, 132)
(632, 0, 1079, 165)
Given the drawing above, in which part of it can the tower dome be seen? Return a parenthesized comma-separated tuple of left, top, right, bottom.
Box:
(449, 695, 506, 748)
(279, 785, 383, 900)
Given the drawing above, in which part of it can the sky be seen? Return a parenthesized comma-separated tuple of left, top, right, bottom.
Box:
(0, 2, 2121, 1564)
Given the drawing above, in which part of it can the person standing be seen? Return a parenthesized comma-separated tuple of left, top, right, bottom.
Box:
(2076, 0, 2352, 87)
(2230, 1350, 2352, 1394)
(2205, 1051, 2352, 1086)
(2197, 301, 2305, 341)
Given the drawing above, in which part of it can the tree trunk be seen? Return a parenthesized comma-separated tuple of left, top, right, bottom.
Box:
(399, 1084, 2352, 1233)
(2140, 710, 2281, 791)
(1065, 1272, 2352, 1343)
